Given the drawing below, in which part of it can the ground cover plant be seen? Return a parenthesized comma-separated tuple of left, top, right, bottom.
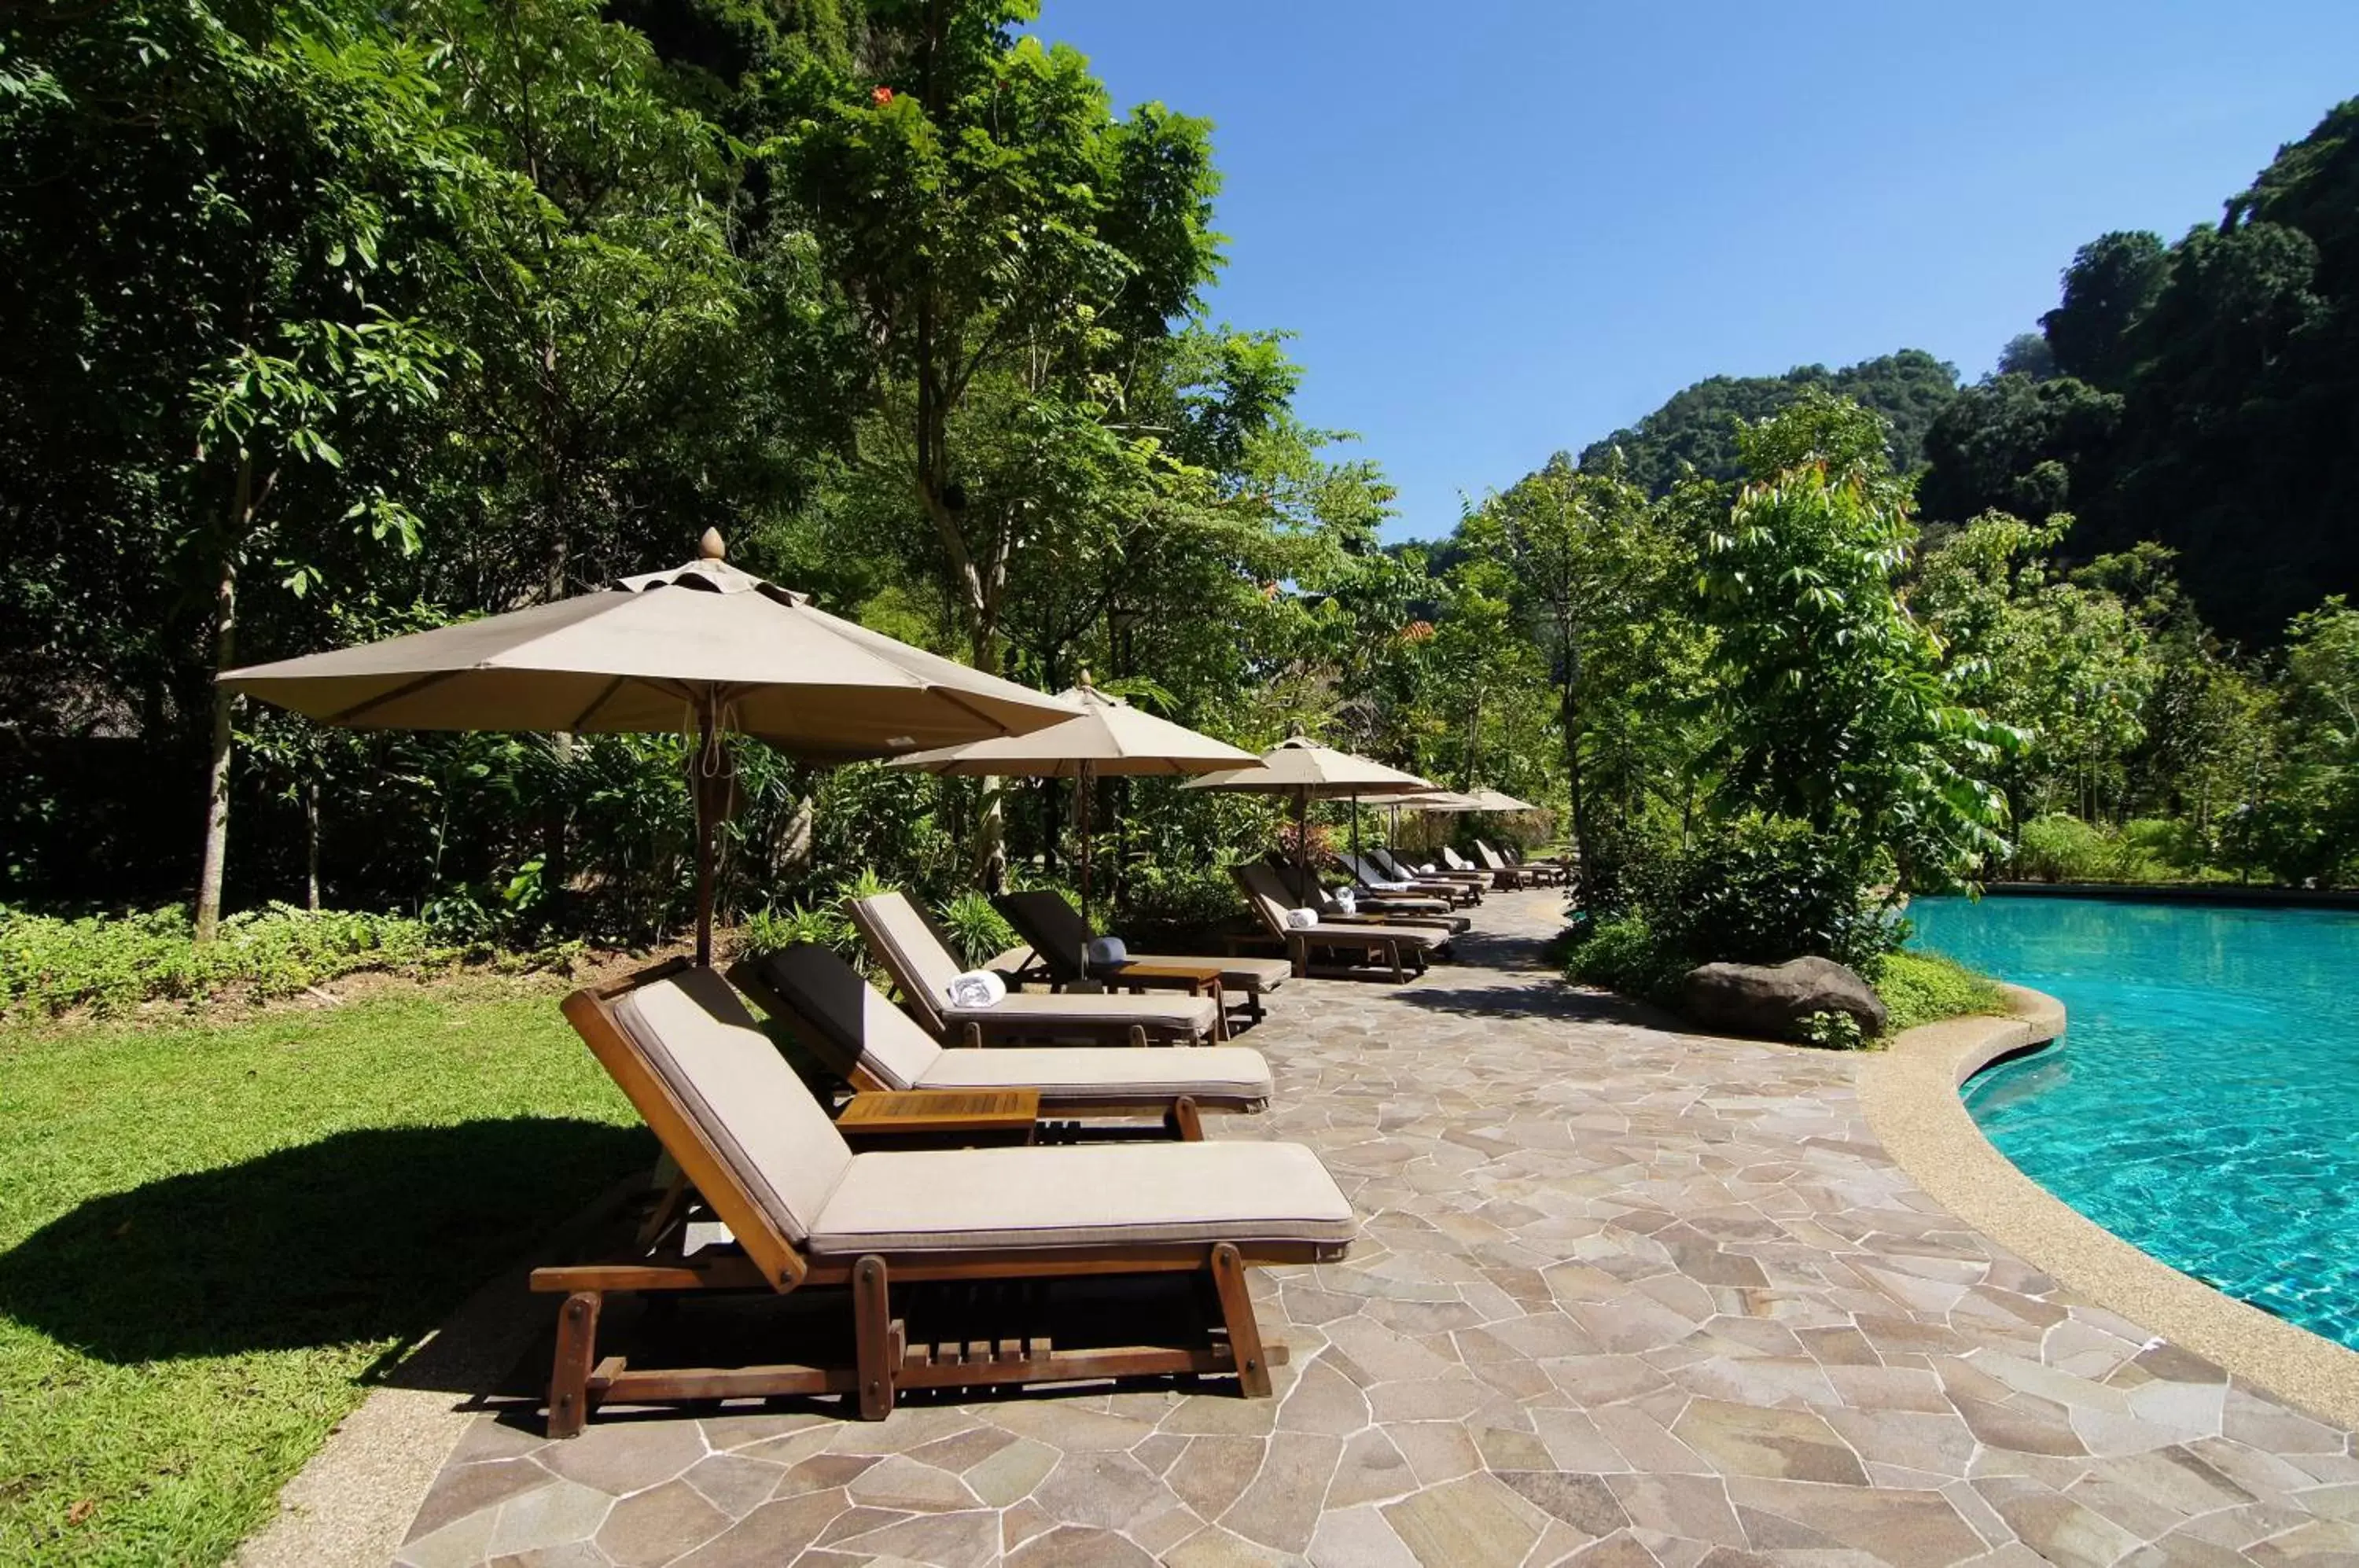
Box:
(0, 982, 646, 1565)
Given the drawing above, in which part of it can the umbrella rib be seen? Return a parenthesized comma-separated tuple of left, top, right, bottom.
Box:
(328, 669, 469, 726)
(568, 675, 631, 733)
(929, 683, 1018, 740)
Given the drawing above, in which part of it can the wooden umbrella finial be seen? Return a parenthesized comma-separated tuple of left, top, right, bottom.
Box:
(698, 528, 727, 561)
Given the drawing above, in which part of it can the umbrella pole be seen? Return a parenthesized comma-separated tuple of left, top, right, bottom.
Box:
(690, 690, 732, 969)
(1077, 760, 1094, 937)
(1296, 787, 1310, 891)
(1351, 788, 1361, 859)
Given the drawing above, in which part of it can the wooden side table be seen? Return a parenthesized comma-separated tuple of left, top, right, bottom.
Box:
(837, 1088, 1040, 1149)
(1098, 961, 1229, 1040)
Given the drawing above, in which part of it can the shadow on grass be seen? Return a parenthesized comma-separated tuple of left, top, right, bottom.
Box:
(0, 1118, 653, 1364)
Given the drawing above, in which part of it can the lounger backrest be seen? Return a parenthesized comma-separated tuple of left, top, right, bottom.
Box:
(848, 891, 962, 1029)
(608, 966, 852, 1244)
(1441, 845, 1474, 870)
(1232, 863, 1299, 934)
(1368, 848, 1410, 880)
(734, 945, 944, 1091)
(1473, 841, 1507, 869)
(992, 890, 1091, 983)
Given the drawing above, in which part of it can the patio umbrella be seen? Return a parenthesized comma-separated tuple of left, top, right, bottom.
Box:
(886, 675, 1257, 929)
(1182, 735, 1431, 878)
(222, 531, 1078, 963)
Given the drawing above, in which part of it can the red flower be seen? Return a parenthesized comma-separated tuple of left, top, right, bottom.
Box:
(870, 85, 895, 106)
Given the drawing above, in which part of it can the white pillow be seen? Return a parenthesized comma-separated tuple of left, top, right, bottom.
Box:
(1419, 863, 1437, 874)
(1283, 906, 1320, 930)
(945, 970, 1007, 1009)
(1085, 935, 1128, 966)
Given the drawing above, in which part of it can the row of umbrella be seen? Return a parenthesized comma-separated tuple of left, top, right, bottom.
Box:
(223, 534, 1540, 958)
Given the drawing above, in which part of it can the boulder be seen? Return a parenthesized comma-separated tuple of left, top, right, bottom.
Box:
(1679, 956, 1888, 1042)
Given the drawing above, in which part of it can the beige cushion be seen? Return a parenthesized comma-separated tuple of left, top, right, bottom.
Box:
(945, 991, 1218, 1036)
(1304, 921, 1446, 948)
(853, 892, 965, 1016)
(615, 968, 851, 1242)
(808, 1142, 1354, 1254)
(912, 1044, 1272, 1106)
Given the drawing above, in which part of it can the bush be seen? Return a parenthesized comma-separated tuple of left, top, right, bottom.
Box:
(1563, 913, 1685, 999)
(1868, 948, 2011, 1034)
(1635, 815, 1901, 971)
(1117, 862, 1242, 943)
(734, 901, 855, 961)
(0, 903, 491, 1020)
(934, 891, 1018, 966)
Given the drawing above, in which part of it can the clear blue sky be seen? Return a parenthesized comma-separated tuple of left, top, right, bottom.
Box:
(1030, 1, 2359, 542)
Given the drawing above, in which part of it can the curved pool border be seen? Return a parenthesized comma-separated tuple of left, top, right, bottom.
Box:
(1858, 984, 2359, 1430)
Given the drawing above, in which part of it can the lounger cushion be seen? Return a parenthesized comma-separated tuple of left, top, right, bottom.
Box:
(856, 892, 966, 1009)
(742, 946, 944, 1091)
(943, 992, 1220, 1035)
(615, 969, 851, 1242)
(808, 1142, 1354, 1253)
(912, 1044, 1272, 1106)
(1304, 921, 1446, 948)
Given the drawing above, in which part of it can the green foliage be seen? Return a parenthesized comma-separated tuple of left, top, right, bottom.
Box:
(1869, 949, 2012, 1034)
(934, 890, 1018, 966)
(1796, 1010, 1868, 1051)
(0, 903, 558, 1021)
(1920, 101, 2359, 645)
(1695, 394, 2015, 884)
(1633, 815, 1903, 972)
(734, 901, 855, 961)
(1562, 913, 1684, 999)
(1577, 350, 1961, 497)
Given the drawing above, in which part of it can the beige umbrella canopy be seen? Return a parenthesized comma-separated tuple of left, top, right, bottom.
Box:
(889, 675, 1257, 926)
(222, 532, 1079, 963)
(1183, 735, 1432, 873)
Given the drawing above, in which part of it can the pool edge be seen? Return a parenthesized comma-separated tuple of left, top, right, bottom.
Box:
(1857, 985, 2359, 1432)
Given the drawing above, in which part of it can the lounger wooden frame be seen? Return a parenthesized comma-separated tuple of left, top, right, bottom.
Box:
(725, 955, 1233, 1130)
(531, 961, 1329, 1435)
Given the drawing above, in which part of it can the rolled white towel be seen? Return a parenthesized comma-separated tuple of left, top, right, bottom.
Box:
(1373, 877, 1412, 892)
(1418, 863, 1437, 874)
(1332, 889, 1358, 916)
(945, 969, 1007, 1010)
(1282, 906, 1320, 930)
(1085, 935, 1128, 966)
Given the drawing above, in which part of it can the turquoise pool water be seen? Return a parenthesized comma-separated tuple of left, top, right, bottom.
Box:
(1911, 894, 2359, 1351)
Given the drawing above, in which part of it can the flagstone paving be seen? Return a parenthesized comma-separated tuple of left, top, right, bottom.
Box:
(394, 891, 2359, 1566)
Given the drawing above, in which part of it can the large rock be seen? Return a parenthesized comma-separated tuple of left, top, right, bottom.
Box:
(1679, 956, 1888, 1042)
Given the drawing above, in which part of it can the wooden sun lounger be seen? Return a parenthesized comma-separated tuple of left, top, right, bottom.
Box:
(989, 890, 1290, 1028)
(532, 961, 1354, 1434)
(728, 943, 1275, 1129)
(1471, 841, 1527, 889)
(848, 889, 1221, 1046)
(1374, 847, 1489, 889)
(1231, 863, 1443, 982)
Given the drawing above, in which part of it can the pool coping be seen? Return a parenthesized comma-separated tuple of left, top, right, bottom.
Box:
(1858, 985, 2359, 1431)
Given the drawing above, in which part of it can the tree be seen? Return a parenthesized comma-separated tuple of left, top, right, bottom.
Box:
(1461, 452, 1680, 882)
(1692, 394, 2014, 883)
(1577, 350, 1960, 497)
(2039, 230, 2170, 386)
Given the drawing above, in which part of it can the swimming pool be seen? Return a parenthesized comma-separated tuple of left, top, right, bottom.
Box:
(1910, 893, 2359, 1352)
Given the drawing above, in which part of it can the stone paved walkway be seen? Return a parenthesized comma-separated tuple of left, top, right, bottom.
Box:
(393, 893, 2359, 1567)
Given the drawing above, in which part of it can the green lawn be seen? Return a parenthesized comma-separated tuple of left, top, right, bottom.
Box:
(0, 979, 651, 1566)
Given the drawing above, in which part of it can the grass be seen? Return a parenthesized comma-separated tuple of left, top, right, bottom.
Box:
(0, 977, 651, 1566)
(1872, 948, 2014, 1035)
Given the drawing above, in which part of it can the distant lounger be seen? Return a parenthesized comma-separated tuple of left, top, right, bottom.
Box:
(848, 889, 1220, 1046)
(529, 962, 1354, 1433)
(1470, 841, 1526, 889)
(989, 889, 1290, 1027)
(1265, 855, 1470, 936)
(1372, 847, 1489, 889)
(730, 943, 1274, 1128)
(1339, 851, 1480, 907)
(1231, 862, 1444, 981)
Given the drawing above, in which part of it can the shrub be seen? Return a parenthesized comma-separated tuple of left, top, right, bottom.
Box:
(934, 891, 1018, 966)
(734, 902, 855, 961)
(1868, 949, 2011, 1034)
(0, 903, 520, 1020)
(1563, 913, 1686, 1000)
(1118, 862, 1242, 943)
(1636, 815, 1901, 971)
(2011, 813, 2190, 883)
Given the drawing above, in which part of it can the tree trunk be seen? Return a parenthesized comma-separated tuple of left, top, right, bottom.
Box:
(304, 775, 322, 911)
(193, 455, 252, 944)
